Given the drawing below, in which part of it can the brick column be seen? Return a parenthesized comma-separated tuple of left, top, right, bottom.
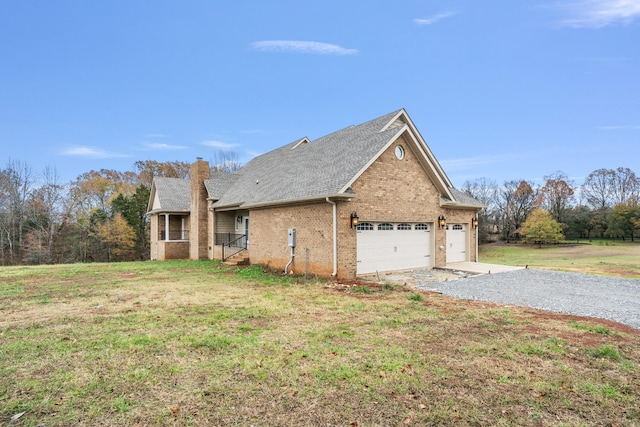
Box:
(190, 158, 210, 260)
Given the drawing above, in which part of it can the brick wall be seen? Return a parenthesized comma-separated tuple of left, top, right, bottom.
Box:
(217, 132, 478, 277)
(341, 133, 478, 274)
(249, 202, 335, 276)
(189, 159, 210, 260)
(160, 241, 189, 259)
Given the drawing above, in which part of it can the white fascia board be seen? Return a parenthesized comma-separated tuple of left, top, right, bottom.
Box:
(213, 193, 354, 212)
(440, 200, 486, 210)
(380, 109, 455, 193)
(403, 130, 455, 201)
(338, 126, 407, 193)
(339, 123, 455, 202)
(146, 184, 157, 213)
(380, 108, 408, 132)
(400, 110, 454, 190)
(147, 209, 190, 215)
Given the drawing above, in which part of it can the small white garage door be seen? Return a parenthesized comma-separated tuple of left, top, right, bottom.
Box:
(357, 222, 432, 275)
(446, 224, 467, 263)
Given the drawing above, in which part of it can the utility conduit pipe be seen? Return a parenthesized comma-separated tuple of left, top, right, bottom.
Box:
(284, 246, 295, 274)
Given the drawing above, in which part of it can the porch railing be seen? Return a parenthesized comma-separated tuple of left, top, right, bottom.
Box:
(216, 233, 247, 261)
(160, 230, 189, 241)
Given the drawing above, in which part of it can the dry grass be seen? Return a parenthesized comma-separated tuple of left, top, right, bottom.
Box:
(480, 241, 640, 278)
(1, 261, 639, 426)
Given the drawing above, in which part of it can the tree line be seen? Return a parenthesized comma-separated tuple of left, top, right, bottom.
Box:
(462, 168, 640, 244)
(0, 151, 242, 266)
(1, 159, 637, 266)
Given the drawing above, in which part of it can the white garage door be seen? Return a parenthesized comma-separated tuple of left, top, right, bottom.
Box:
(446, 224, 467, 263)
(357, 223, 432, 275)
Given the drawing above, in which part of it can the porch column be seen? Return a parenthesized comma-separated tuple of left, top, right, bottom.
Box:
(164, 214, 169, 241)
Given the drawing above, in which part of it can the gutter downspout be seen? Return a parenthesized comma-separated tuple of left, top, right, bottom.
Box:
(475, 214, 479, 262)
(326, 197, 338, 276)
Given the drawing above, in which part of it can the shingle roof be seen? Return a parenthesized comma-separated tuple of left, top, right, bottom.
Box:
(205, 171, 241, 201)
(149, 109, 483, 213)
(148, 177, 190, 213)
(445, 188, 486, 208)
(213, 110, 404, 209)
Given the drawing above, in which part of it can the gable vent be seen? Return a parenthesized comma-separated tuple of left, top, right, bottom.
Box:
(388, 117, 407, 129)
(291, 137, 310, 149)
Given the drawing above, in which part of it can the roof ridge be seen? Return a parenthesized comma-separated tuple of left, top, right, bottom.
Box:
(308, 109, 403, 144)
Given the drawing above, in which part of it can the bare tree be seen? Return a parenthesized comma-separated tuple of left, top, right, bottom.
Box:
(0, 160, 35, 264)
(462, 177, 498, 241)
(582, 168, 614, 209)
(210, 150, 242, 173)
(610, 167, 639, 205)
(24, 166, 66, 263)
(495, 180, 518, 241)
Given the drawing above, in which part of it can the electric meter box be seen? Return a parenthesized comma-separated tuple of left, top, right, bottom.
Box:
(288, 228, 296, 247)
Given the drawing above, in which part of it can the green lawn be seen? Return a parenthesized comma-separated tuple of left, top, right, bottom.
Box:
(1, 261, 638, 426)
(480, 241, 640, 278)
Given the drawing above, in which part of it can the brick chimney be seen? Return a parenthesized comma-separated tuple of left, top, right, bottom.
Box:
(190, 158, 210, 260)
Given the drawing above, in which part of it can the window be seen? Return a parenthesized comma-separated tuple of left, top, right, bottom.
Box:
(453, 224, 463, 230)
(356, 222, 374, 231)
(395, 145, 405, 160)
(378, 223, 394, 231)
(415, 223, 429, 231)
(397, 223, 412, 230)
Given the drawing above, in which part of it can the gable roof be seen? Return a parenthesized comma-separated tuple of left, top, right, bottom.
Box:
(148, 109, 482, 213)
(213, 110, 408, 209)
(205, 171, 241, 201)
(147, 177, 190, 213)
(213, 108, 470, 210)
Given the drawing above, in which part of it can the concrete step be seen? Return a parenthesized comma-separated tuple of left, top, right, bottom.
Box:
(222, 255, 250, 266)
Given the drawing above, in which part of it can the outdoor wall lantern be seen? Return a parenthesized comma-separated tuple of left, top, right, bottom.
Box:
(438, 215, 446, 228)
(350, 212, 360, 228)
(237, 216, 243, 224)
(471, 217, 479, 229)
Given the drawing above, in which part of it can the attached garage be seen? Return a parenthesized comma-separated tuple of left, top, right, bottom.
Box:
(356, 222, 432, 274)
(445, 224, 467, 263)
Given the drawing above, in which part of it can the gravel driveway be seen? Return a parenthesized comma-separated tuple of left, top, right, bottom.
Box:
(415, 269, 640, 329)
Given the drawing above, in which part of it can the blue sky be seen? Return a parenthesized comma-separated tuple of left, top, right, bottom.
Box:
(1, 0, 639, 188)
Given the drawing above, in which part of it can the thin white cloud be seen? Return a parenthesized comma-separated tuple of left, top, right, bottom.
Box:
(559, 0, 640, 28)
(60, 145, 130, 159)
(202, 140, 239, 150)
(143, 142, 188, 150)
(414, 11, 457, 25)
(251, 40, 358, 55)
(439, 154, 519, 172)
(599, 125, 640, 129)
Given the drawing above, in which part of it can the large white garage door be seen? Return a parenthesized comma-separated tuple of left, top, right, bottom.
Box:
(357, 223, 432, 275)
(446, 224, 467, 263)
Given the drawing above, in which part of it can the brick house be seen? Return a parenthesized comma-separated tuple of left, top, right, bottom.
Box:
(147, 109, 483, 278)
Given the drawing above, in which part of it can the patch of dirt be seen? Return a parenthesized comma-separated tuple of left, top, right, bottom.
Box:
(358, 268, 469, 287)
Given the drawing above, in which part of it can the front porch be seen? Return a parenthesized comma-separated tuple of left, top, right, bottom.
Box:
(213, 233, 248, 261)
(212, 210, 250, 261)
(152, 213, 190, 260)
